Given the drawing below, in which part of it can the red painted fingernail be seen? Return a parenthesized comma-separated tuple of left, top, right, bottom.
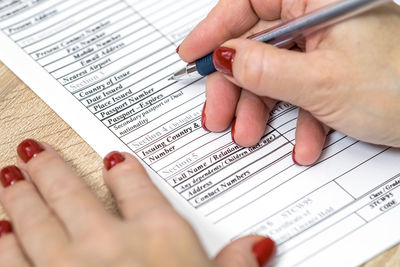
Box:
(104, 151, 125, 171)
(0, 166, 25, 187)
(17, 139, 44, 163)
(213, 47, 236, 76)
(292, 146, 301, 166)
(0, 220, 12, 238)
(252, 237, 276, 267)
(231, 118, 237, 144)
(201, 102, 209, 132)
(176, 45, 180, 53)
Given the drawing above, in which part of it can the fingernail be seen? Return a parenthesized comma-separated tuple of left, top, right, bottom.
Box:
(17, 139, 44, 163)
(0, 220, 12, 238)
(176, 45, 180, 53)
(201, 102, 209, 131)
(213, 47, 236, 76)
(0, 166, 25, 187)
(104, 151, 126, 171)
(292, 146, 301, 166)
(231, 117, 237, 144)
(252, 237, 276, 267)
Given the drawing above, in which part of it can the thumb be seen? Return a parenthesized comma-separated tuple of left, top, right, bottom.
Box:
(213, 39, 337, 107)
(214, 235, 276, 267)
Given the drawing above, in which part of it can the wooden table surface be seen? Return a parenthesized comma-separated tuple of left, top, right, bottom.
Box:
(0, 61, 399, 266)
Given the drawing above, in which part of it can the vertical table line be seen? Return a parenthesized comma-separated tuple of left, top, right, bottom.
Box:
(125, 0, 177, 48)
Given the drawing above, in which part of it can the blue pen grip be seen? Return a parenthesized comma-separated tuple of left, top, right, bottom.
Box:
(195, 53, 216, 76)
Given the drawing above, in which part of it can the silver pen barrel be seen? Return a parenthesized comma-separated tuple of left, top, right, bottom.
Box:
(248, 0, 391, 47)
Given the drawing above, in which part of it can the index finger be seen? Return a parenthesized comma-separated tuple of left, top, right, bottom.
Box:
(178, 0, 282, 62)
(103, 152, 174, 221)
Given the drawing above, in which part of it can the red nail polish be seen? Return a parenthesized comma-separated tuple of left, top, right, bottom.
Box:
(104, 151, 125, 171)
(0, 166, 25, 187)
(0, 220, 12, 238)
(17, 139, 44, 163)
(201, 102, 209, 131)
(292, 146, 301, 166)
(252, 237, 276, 267)
(231, 118, 237, 144)
(213, 47, 236, 76)
(176, 45, 180, 53)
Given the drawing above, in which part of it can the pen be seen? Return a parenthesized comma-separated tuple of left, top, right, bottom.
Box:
(170, 0, 392, 81)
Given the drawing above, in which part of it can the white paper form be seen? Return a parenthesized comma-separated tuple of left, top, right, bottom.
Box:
(1, 1, 400, 266)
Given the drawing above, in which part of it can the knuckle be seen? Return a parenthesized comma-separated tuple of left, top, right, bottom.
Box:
(238, 46, 269, 92)
(24, 209, 54, 230)
(143, 209, 189, 233)
(78, 219, 118, 244)
(45, 178, 75, 202)
(1, 181, 31, 204)
(114, 160, 144, 176)
(311, 66, 336, 90)
(26, 168, 86, 207)
(28, 152, 59, 181)
(237, 49, 253, 83)
(309, 52, 341, 89)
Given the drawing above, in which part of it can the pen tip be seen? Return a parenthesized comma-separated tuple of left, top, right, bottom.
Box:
(168, 76, 175, 81)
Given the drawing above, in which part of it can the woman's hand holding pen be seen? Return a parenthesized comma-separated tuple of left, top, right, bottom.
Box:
(178, 0, 400, 165)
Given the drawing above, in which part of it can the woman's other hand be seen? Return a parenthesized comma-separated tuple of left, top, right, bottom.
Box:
(0, 139, 275, 267)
